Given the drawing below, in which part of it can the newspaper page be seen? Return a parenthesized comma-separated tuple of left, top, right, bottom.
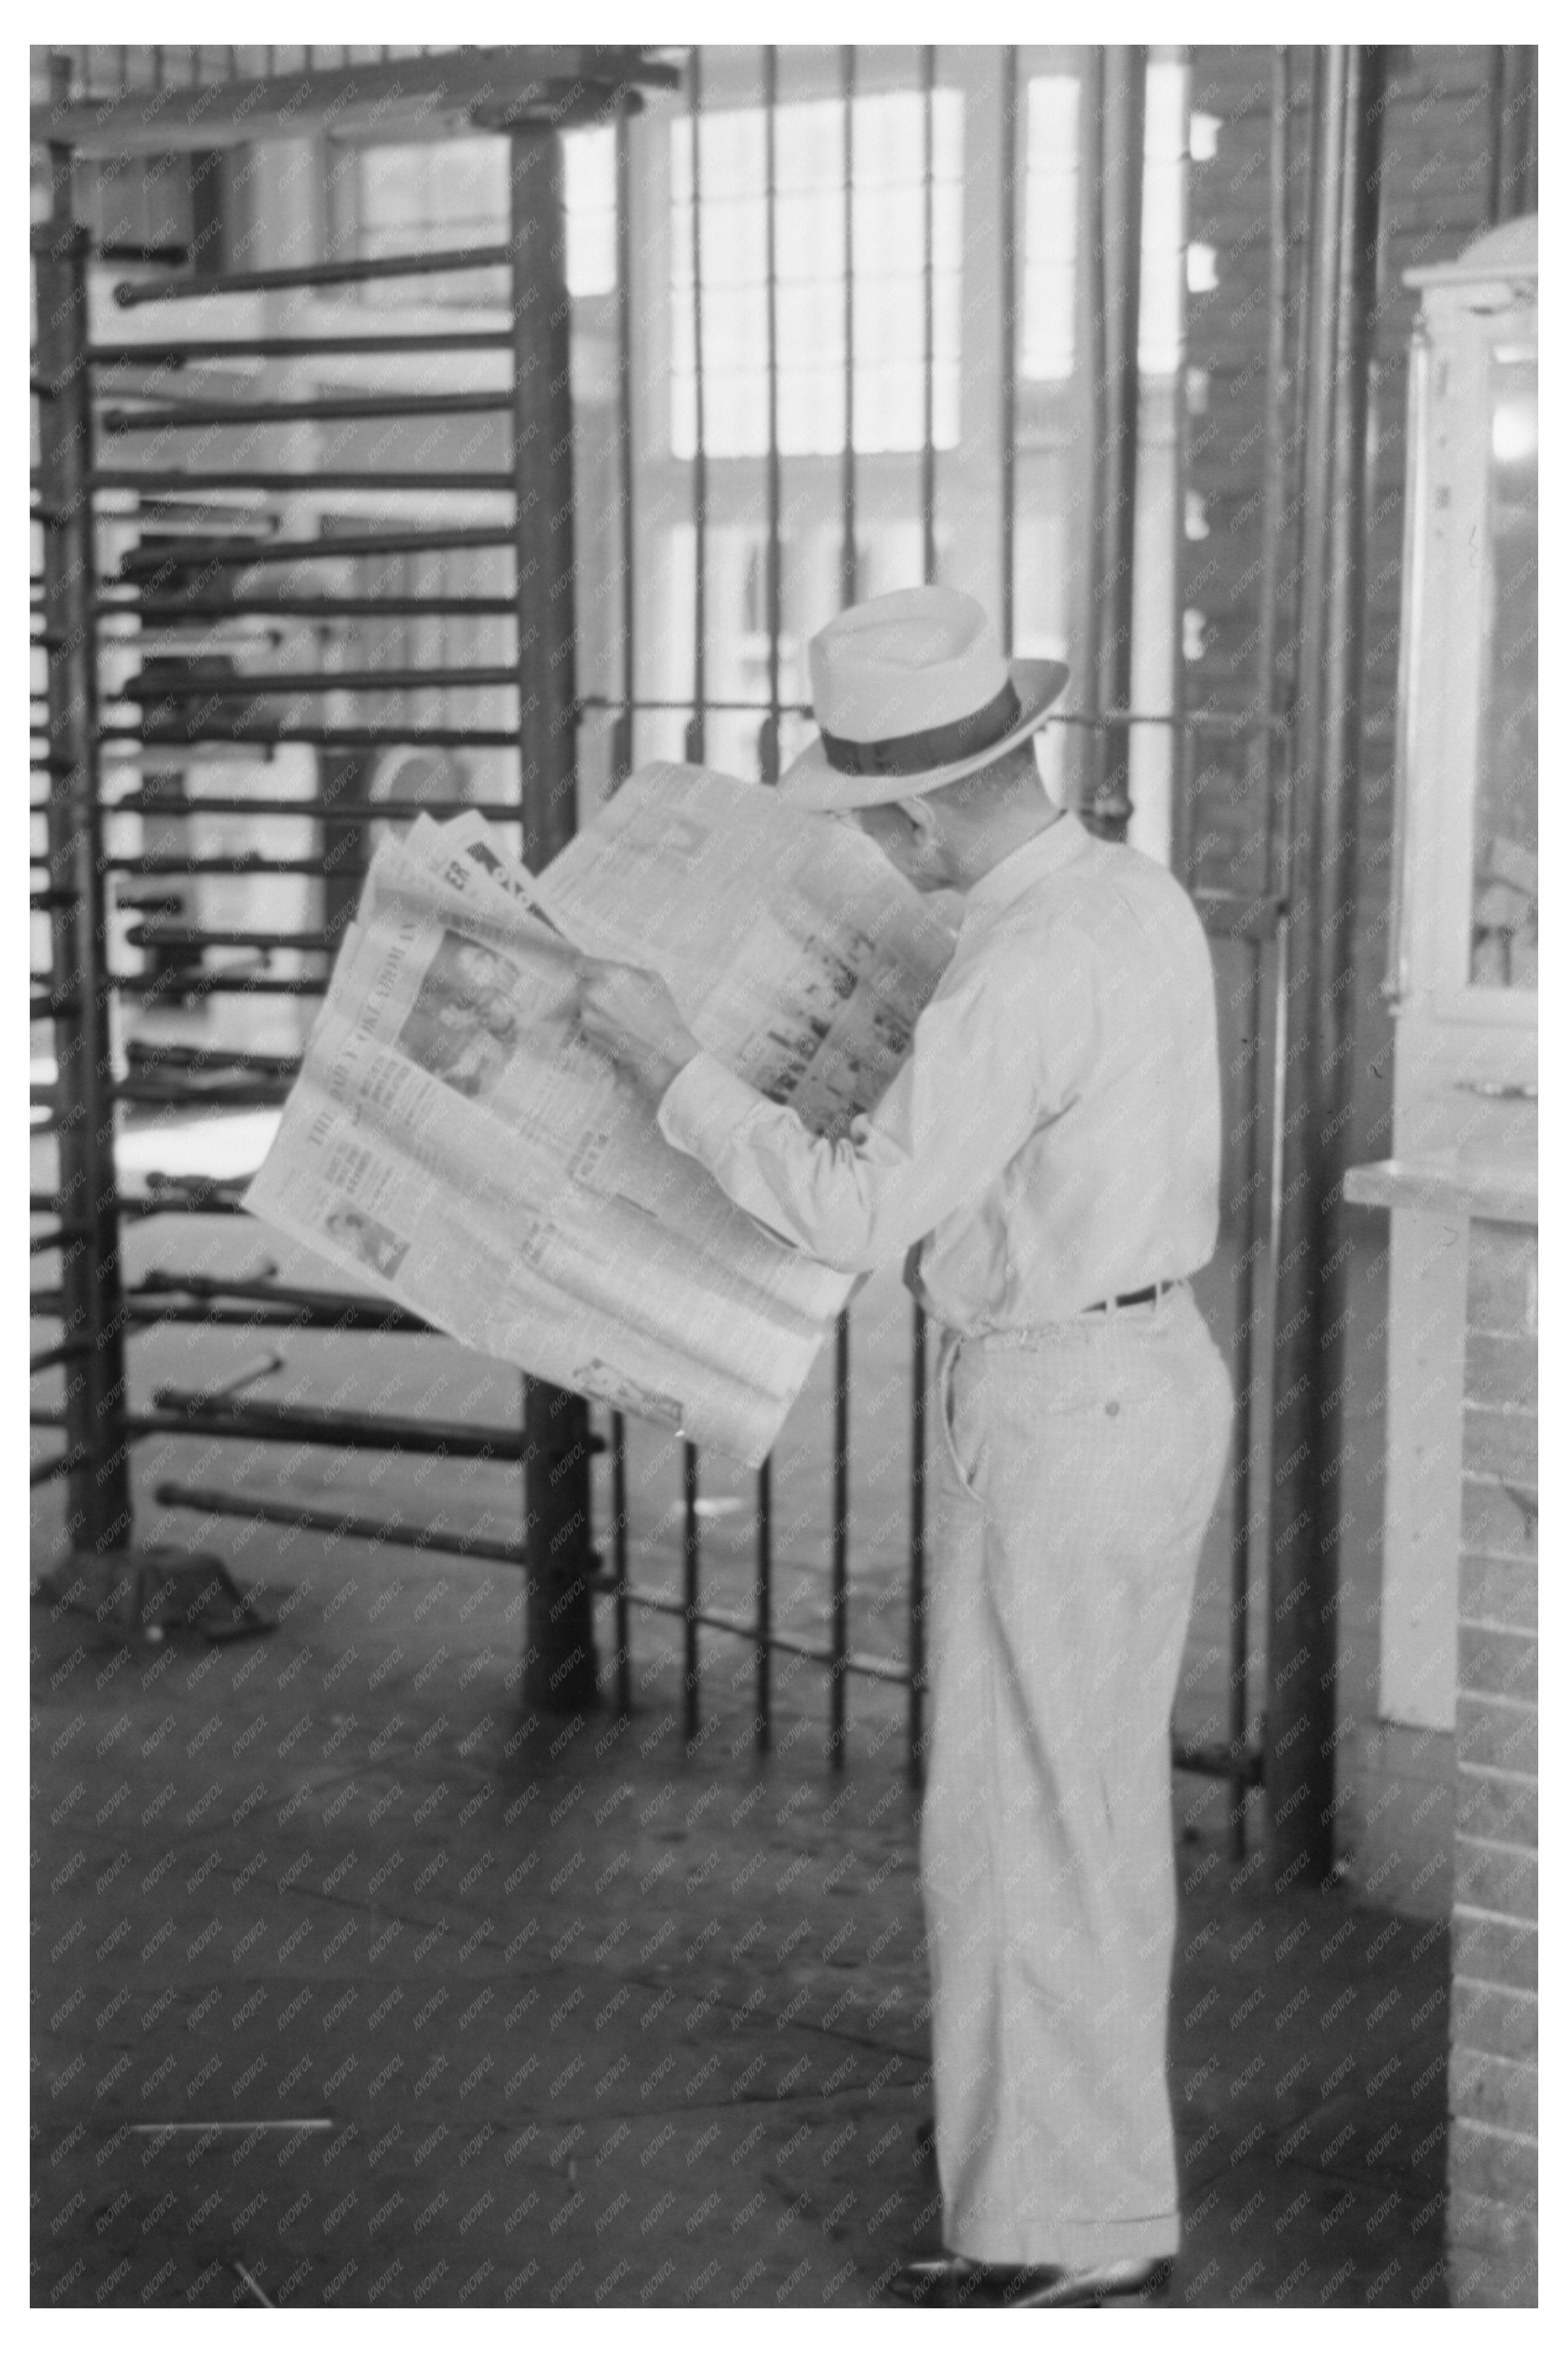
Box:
(525, 764, 956, 1139)
(244, 832, 851, 1463)
(242, 771, 956, 1462)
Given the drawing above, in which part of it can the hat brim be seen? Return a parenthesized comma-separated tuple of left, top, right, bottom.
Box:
(777, 658, 1071, 812)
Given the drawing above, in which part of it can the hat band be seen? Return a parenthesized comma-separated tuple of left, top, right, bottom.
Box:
(818, 681, 1022, 778)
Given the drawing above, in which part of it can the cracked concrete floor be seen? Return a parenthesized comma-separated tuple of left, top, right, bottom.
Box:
(32, 1500, 1448, 2310)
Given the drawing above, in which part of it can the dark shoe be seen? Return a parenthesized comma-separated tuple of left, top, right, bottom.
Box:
(1007, 2257, 1173, 2308)
(886, 2254, 1173, 2309)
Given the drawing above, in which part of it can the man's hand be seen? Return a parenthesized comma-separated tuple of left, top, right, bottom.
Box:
(576, 960, 702, 1101)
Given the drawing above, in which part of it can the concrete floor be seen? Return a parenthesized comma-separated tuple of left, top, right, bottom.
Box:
(32, 1504, 1449, 2309)
(32, 1187, 1448, 2310)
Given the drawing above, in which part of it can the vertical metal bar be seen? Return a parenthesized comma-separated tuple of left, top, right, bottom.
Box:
(1266, 45, 1385, 1884)
(840, 44, 857, 604)
(1281, 48, 1323, 748)
(1170, 722, 1194, 890)
(1229, 941, 1267, 1860)
(684, 50, 708, 770)
(1223, 50, 1295, 1862)
(609, 112, 637, 1706)
(509, 120, 598, 1716)
(756, 1456, 773, 1754)
(683, 1440, 701, 1742)
(999, 47, 1020, 650)
(1074, 48, 1106, 830)
(761, 44, 782, 778)
(920, 45, 938, 586)
(1255, 50, 1293, 881)
(612, 1411, 630, 1716)
(748, 44, 784, 1762)
(1489, 46, 1539, 223)
(35, 105, 133, 1554)
(908, 1302, 928, 1776)
(907, 46, 940, 1781)
(828, 52, 860, 1771)
(828, 1311, 851, 1764)
(1086, 46, 1146, 843)
(613, 102, 636, 791)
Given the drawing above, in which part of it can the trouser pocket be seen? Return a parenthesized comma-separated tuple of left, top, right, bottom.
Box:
(936, 1331, 983, 1502)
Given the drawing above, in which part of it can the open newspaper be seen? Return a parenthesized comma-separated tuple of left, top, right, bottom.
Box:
(242, 764, 955, 1464)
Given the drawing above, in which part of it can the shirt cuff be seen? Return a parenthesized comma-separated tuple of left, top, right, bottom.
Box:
(657, 1050, 772, 1168)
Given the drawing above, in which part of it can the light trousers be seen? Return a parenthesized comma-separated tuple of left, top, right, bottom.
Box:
(921, 1283, 1232, 2267)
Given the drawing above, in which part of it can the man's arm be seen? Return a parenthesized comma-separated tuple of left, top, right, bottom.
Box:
(655, 957, 1073, 1273)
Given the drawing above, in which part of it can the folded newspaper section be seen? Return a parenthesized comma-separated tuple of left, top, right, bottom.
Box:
(242, 767, 955, 1464)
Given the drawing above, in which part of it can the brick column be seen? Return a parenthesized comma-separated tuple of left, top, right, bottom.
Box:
(1448, 1217, 1538, 2306)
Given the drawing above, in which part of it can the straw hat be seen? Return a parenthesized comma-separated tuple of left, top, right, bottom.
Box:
(777, 586, 1069, 812)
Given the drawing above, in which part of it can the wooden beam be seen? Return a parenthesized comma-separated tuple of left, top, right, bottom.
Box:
(32, 45, 680, 158)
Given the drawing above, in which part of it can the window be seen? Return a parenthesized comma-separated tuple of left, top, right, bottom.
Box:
(670, 88, 964, 458)
(1020, 76, 1078, 380)
(1021, 60, 1187, 384)
(1138, 60, 1188, 375)
(347, 125, 616, 302)
(562, 126, 617, 298)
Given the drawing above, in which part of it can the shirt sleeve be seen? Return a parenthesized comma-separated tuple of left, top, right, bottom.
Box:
(656, 944, 1087, 1273)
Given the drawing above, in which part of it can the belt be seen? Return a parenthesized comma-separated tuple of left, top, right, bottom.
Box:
(1080, 1280, 1176, 1314)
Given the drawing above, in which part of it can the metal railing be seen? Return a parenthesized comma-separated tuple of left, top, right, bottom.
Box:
(32, 43, 1287, 1847)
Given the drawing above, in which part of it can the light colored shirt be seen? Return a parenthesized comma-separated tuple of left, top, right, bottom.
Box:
(656, 812, 1221, 1335)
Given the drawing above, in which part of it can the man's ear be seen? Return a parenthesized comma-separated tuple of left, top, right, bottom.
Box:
(895, 795, 936, 843)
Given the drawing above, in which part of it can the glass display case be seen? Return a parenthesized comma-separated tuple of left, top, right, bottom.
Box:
(1345, 216, 1538, 1749)
(1387, 214, 1538, 1111)
(1469, 344, 1538, 990)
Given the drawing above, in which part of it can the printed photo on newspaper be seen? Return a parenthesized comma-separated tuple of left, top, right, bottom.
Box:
(241, 767, 955, 1465)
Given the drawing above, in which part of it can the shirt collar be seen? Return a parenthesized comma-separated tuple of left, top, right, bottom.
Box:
(962, 810, 1091, 917)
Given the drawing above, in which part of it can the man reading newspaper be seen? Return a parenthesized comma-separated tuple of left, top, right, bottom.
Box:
(578, 586, 1232, 2310)
(243, 773, 954, 1468)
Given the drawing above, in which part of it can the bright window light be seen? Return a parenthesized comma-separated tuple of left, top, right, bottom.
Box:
(670, 89, 965, 458)
(1021, 59, 1188, 383)
(1187, 241, 1219, 295)
(351, 125, 617, 302)
(1021, 76, 1078, 381)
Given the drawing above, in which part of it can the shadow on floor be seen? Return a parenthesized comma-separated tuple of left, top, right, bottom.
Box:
(30, 1502, 1448, 2311)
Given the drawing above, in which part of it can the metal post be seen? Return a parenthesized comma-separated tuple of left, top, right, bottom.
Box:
(34, 162, 133, 1551)
(830, 52, 858, 1769)
(910, 56, 939, 1778)
(828, 1310, 851, 1763)
(1488, 47, 1538, 223)
(761, 45, 782, 782)
(1085, 45, 1145, 843)
(1265, 46, 1384, 1883)
(1000, 47, 1020, 651)
(611, 1412, 630, 1716)
(683, 47, 708, 772)
(920, 45, 938, 586)
(751, 47, 782, 1759)
(908, 1304, 927, 1776)
(1214, 48, 1297, 1863)
(612, 102, 636, 790)
(840, 43, 857, 606)
(682, 1442, 701, 1742)
(756, 1456, 773, 1754)
(509, 119, 598, 1715)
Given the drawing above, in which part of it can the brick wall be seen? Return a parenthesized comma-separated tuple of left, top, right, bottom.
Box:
(1181, 46, 1512, 1903)
(1182, 45, 1500, 1154)
(1447, 1217, 1538, 2306)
